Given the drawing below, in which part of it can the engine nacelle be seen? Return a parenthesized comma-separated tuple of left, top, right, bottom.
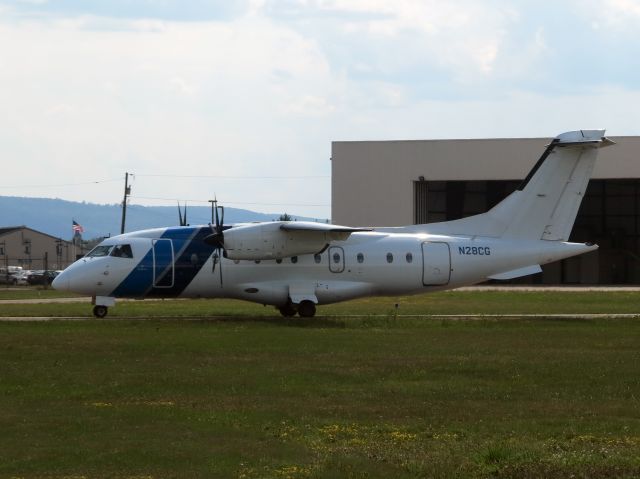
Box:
(222, 222, 336, 260)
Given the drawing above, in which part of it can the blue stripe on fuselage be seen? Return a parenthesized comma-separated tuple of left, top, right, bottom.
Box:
(147, 227, 213, 297)
(110, 227, 214, 298)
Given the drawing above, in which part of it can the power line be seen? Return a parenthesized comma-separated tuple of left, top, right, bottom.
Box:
(129, 195, 330, 208)
(0, 177, 123, 189)
(134, 174, 329, 179)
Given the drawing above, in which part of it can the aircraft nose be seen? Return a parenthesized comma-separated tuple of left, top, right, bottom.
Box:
(52, 270, 70, 291)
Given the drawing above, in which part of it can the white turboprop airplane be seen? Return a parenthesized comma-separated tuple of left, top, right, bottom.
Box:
(53, 130, 613, 318)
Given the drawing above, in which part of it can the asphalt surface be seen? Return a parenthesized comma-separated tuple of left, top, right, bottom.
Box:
(1, 313, 640, 322)
(3, 285, 640, 305)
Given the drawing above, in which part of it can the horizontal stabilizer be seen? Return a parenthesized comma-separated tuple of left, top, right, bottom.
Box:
(488, 265, 542, 280)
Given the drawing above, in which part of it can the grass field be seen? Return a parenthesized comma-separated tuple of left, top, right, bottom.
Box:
(1, 292, 640, 478)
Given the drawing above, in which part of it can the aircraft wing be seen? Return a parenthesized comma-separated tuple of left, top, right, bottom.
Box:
(280, 221, 372, 242)
(218, 221, 372, 260)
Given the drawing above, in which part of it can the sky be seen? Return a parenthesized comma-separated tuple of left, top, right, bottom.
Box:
(1, 0, 640, 219)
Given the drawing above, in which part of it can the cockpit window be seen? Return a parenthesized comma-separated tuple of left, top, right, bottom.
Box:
(111, 244, 133, 258)
(86, 245, 113, 257)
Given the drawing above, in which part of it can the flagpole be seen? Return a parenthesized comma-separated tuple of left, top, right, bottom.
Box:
(72, 220, 85, 261)
(72, 220, 76, 261)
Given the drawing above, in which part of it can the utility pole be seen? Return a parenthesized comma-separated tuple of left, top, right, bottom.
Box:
(0, 241, 7, 284)
(120, 172, 131, 234)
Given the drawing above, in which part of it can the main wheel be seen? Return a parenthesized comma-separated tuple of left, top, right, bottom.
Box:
(297, 300, 316, 318)
(278, 303, 297, 317)
(93, 305, 108, 318)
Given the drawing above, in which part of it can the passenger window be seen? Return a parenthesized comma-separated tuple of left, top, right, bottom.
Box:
(333, 252, 341, 264)
(111, 244, 133, 258)
(357, 253, 364, 263)
(276, 259, 282, 264)
(87, 245, 113, 257)
(291, 256, 298, 264)
(386, 252, 394, 263)
(406, 252, 413, 263)
(314, 254, 322, 264)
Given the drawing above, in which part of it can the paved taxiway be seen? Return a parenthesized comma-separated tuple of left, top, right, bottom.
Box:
(2, 313, 640, 322)
(2, 286, 640, 321)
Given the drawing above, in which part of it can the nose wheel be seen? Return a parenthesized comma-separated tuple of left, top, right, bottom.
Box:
(93, 305, 108, 318)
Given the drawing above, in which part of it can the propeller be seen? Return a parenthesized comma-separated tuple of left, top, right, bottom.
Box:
(205, 199, 225, 286)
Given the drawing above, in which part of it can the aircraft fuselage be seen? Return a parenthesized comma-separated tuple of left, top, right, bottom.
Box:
(53, 225, 595, 312)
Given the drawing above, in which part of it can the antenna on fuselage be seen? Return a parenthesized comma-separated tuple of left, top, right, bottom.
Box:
(177, 201, 188, 226)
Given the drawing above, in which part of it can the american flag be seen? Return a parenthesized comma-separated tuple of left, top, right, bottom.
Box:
(72, 220, 84, 233)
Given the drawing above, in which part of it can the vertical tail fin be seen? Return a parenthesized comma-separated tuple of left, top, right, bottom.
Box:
(420, 130, 614, 240)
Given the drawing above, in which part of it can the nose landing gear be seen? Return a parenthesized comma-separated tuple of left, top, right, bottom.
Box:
(92, 296, 115, 319)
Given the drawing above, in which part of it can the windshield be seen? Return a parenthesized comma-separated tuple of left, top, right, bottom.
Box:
(86, 245, 113, 257)
(110, 244, 133, 258)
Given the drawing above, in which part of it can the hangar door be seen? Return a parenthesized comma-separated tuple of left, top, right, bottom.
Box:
(422, 242, 451, 286)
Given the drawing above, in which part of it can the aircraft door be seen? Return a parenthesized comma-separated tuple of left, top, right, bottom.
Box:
(152, 239, 174, 287)
(422, 242, 451, 286)
(328, 246, 345, 273)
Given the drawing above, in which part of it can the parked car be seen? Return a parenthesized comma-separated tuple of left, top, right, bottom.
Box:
(13, 271, 31, 286)
(0, 272, 18, 285)
(27, 270, 60, 286)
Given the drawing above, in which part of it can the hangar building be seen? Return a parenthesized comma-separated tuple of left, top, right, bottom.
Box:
(0, 226, 77, 272)
(331, 135, 640, 284)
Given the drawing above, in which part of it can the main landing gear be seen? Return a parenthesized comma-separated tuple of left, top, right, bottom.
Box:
(277, 300, 317, 318)
(93, 305, 108, 318)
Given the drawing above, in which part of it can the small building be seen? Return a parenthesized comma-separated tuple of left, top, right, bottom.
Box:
(331, 135, 640, 284)
(0, 226, 79, 271)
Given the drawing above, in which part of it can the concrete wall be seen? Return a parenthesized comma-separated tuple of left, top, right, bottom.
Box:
(332, 136, 640, 227)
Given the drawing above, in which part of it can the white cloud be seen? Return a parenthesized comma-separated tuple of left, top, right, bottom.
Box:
(607, 0, 640, 17)
(263, 0, 518, 80)
(1, 1, 640, 219)
(0, 13, 335, 215)
(578, 0, 640, 30)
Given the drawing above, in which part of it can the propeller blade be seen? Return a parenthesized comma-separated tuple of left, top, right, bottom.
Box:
(208, 199, 224, 287)
(217, 205, 224, 231)
(211, 249, 223, 286)
(204, 232, 224, 248)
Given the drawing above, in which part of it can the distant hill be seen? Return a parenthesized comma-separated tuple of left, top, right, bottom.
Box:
(0, 196, 324, 240)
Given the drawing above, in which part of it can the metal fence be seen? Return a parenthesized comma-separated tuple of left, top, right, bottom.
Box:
(0, 254, 77, 274)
